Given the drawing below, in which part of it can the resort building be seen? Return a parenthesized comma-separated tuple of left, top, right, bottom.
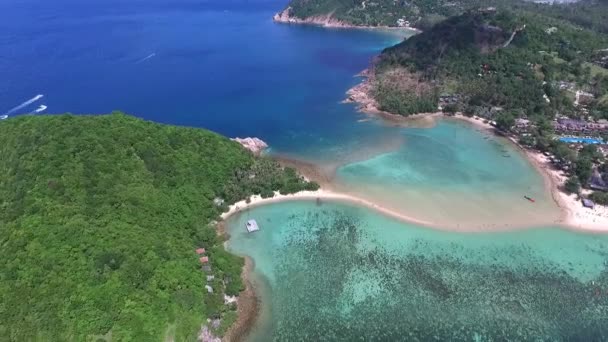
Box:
(553, 118, 608, 134)
(590, 170, 608, 192)
(582, 198, 595, 209)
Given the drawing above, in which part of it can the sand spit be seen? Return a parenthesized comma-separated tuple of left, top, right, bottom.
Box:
(220, 189, 435, 227)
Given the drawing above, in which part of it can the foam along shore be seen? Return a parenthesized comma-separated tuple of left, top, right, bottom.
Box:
(221, 189, 435, 227)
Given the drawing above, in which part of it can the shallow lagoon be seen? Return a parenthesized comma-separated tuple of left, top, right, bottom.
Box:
(227, 200, 608, 341)
(332, 119, 561, 228)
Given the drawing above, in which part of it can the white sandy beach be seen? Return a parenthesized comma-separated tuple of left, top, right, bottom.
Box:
(456, 114, 608, 232)
(221, 189, 435, 227)
(450, 113, 608, 232)
(526, 151, 608, 232)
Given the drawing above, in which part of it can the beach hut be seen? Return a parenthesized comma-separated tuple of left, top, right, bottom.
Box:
(205, 285, 213, 293)
(196, 248, 206, 255)
(246, 219, 260, 233)
(199, 256, 209, 264)
(582, 198, 595, 209)
(206, 275, 215, 282)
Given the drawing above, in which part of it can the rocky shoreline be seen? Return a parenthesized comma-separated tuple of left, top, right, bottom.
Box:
(344, 68, 440, 127)
(273, 7, 421, 32)
(221, 258, 259, 342)
(231, 137, 268, 156)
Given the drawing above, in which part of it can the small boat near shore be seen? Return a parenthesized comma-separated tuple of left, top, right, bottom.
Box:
(524, 195, 535, 203)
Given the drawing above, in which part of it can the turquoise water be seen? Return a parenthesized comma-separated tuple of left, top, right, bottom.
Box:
(6, 2, 602, 338)
(227, 200, 608, 341)
(333, 119, 561, 227)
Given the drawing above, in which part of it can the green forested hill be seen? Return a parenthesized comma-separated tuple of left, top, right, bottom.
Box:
(0, 113, 316, 341)
(285, 0, 481, 28)
(283, 0, 608, 31)
(372, 9, 608, 117)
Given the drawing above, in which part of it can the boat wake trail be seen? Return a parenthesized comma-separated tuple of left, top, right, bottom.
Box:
(29, 105, 48, 115)
(5, 94, 44, 115)
(135, 53, 156, 64)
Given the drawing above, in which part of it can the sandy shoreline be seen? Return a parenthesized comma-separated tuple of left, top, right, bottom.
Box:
(450, 114, 608, 232)
(222, 112, 608, 233)
(220, 189, 435, 227)
(453, 114, 608, 232)
(522, 147, 608, 232)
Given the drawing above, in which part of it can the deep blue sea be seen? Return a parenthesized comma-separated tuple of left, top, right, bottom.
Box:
(0, 0, 405, 159)
(0, 0, 561, 226)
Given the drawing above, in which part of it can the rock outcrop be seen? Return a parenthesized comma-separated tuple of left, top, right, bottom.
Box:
(231, 137, 268, 155)
(273, 7, 352, 28)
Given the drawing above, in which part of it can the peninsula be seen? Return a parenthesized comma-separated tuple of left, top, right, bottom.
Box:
(0, 113, 317, 341)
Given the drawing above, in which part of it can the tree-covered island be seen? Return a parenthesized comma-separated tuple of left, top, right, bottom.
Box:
(0, 113, 317, 341)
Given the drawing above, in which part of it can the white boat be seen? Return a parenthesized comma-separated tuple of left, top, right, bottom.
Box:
(0, 115, 8, 120)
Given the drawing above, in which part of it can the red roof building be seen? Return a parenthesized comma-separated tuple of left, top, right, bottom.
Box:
(199, 256, 209, 264)
(196, 248, 206, 255)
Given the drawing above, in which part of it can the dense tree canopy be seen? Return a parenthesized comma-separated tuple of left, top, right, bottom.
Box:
(284, 0, 608, 33)
(0, 113, 316, 341)
(372, 9, 608, 117)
